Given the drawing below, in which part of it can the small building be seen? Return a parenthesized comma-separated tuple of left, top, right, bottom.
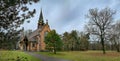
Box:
(19, 10, 50, 51)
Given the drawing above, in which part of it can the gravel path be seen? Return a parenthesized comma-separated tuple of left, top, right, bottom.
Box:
(26, 52, 71, 61)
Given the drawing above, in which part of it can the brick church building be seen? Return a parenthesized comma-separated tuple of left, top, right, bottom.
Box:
(18, 10, 50, 51)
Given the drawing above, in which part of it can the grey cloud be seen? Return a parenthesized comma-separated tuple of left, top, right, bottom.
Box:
(22, 0, 120, 34)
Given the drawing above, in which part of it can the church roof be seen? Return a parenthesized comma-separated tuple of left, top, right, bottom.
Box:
(27, 28, 41, 41)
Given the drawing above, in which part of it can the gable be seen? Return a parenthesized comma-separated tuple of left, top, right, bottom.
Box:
(27, 28, 41, 41)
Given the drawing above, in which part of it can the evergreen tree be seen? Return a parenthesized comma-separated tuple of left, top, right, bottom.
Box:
(45, 30, 63, 54)
(0, 0, 40, 49)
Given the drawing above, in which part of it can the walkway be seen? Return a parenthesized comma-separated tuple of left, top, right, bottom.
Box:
(26, 52, 71, 61)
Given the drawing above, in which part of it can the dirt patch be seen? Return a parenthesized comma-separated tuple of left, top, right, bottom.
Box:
(86, 52, 120, 57)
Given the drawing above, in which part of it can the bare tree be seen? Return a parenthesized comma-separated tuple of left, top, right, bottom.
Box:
(86, 8, 116, 54)
(110, 21, 120, 52)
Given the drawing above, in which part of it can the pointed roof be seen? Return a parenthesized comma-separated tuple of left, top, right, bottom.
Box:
(38, 9, 44, 24)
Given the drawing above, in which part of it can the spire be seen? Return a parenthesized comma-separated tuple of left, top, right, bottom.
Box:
(38, 9, 44, 25)
(38, 9, 44, 29)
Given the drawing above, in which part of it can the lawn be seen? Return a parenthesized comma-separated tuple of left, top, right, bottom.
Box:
(37, 51, 120, 61)
(0, 50, 40, 61)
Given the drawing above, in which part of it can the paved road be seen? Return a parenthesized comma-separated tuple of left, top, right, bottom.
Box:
(26, 52, 71, 61)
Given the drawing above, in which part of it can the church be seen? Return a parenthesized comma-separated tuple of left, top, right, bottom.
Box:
(18, 10, 51, 51)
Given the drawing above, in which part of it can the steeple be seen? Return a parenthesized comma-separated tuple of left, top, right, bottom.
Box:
(38, 9, 44, 29)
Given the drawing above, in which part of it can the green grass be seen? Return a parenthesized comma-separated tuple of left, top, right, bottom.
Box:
(0, 50, 41, 61)
(37, 51, 120, 61)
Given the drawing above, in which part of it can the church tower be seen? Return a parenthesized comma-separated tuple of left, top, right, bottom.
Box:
(38, 9, 44, 29)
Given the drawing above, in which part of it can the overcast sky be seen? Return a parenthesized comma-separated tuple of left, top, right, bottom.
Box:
(22, 0, 120, 34)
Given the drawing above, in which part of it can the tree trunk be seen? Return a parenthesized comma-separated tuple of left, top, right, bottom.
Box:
(116, 44, 120, 52)
(117, 47, 120, 52)
(53, 43, 56, 54)
(71, 41, 74, 51)
(114, 39, 120, 52)
(101, 35, 106, 54)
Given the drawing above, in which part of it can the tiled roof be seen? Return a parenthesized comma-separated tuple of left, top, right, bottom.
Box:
(27, 28, 41, 41)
